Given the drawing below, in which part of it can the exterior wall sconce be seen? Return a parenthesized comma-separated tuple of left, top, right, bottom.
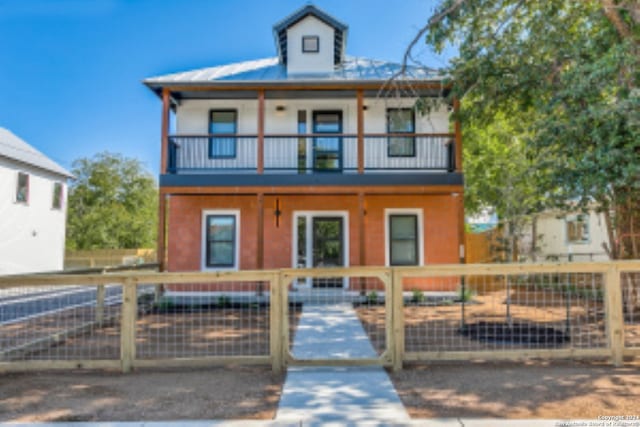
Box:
(274, 198, 282, 227)
(362, 105, 369, 111)
(275, 105, 286, 112)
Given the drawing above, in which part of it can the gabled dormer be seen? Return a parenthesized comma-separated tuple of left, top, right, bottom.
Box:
(273, 5, 348, 75)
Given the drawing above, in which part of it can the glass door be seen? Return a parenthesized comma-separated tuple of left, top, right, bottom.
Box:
(312, 111, 342, 172)
(312, 217, 344, 288)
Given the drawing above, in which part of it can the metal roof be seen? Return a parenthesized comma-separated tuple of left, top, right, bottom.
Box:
(0, 128, 73, 178)
(272, 4, 348, 65)
(144, 56, 445, 88)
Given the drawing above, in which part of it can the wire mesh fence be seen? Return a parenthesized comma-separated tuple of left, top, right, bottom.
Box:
(400, 270, 608, 356)
(0, 262, 638, 372)
(621, 271, 640, 349)
(136, 280, 271, 359)
(0, 283, 123, 362)
(283, 271, 389, 361)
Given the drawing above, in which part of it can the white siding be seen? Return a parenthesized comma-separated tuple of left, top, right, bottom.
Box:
(175, 98, 451, 171)
(286, 16, 335, 75)
(531, 210, 610, 261)
(0, 157, 68, 274)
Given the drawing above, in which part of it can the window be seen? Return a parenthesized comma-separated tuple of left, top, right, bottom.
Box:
(302, 36, 319, 53)
(389, 215, 419, 265)
(16, 172, 29, 204)
(52, 182, 63, 210)
(387, 108, 415, 157)
(567, 214, 590, 244)
(209, 110, 237, 158)
(203, 211, 239, 270)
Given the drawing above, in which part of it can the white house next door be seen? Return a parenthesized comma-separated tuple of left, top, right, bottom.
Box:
(294, 211, 349, 288)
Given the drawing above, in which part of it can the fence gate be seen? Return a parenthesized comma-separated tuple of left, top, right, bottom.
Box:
(279, 268, 394, 367)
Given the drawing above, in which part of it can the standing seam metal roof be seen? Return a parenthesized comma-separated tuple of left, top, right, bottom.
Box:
(143, 56, 445, 86)
(0, 128, 73, 178)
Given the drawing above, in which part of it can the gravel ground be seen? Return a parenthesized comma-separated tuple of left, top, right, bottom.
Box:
(391, 359, 640, 419)
(0, 366, 283, 422)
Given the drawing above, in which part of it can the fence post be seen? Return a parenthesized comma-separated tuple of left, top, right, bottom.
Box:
(604, 266, 624, 367)
(270, 272, 284, 373)
(120, 278, 138, 373)
(96, 284, 106, 326)
(391, 269, 404, 371)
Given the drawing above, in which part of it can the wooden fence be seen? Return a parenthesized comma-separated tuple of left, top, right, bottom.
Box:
(64, 249, 157, 269)
(0, 261, 638, 373)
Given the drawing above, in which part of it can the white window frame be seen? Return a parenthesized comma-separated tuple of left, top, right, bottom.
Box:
(384, 208, 424, 266)
(291, 210, 349, 289)
(201, 209, 240, 271)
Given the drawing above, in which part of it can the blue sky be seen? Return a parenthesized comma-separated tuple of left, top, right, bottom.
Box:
(0, 0, 451, 176)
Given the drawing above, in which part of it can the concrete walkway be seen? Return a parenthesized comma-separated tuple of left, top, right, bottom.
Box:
(276, 303, 410, 424)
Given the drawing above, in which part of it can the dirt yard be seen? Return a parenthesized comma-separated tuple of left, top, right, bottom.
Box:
(0, 366, 283, 422)
(392, 359, 640, 419)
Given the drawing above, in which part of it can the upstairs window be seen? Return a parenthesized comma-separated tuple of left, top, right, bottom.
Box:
(302, 36, 319, 53)
(16, 172, 29, 204)
(566, 214, 590, 244)
(387, 108, 416, 157)
(52, 182, 63, 210)
(209, 110, 237, 158)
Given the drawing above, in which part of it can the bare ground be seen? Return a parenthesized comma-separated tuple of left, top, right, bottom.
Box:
(0, 366, 283, 423)
(391, 359, 640, 419)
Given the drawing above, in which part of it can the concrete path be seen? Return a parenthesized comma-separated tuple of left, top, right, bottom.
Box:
(277, 303, 410, 424)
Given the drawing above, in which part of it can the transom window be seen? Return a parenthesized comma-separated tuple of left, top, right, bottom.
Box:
(387, 108, 416, 157)
(16, 172, 29, 204)
(204, 212, 239, 269)
(52, 182, 63, 210)
(566, 214, 590, 244)
(388, 214, 419, 266)
(209, 110, 237, 158)
(302, 35, 319, 53)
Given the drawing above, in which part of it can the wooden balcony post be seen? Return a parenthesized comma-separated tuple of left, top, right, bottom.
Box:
(357, 89, 364, 174)
(453, 97, 463, 172)
(157, 192, 167, 272)
(160, 88, 170, 174)
(257, 89, 265, 174)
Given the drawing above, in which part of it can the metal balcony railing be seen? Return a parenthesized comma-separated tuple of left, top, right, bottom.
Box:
(167, 133, 456, 174)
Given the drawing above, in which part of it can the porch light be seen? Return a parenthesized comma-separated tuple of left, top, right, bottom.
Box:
(362, 105, 368, 111)
(275, 105, 286, 112)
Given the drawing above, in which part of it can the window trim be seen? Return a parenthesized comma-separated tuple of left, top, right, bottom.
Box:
(566, 213, 590, 245)
(52, 182, 64, 210)
(208, 109, 238, 159)
(15, 172, 29, 204)
(386, 108, 416, 158)
(302, 35, 320, 53)
(384, 209, 424, 266)
(201, 210, 240, 271)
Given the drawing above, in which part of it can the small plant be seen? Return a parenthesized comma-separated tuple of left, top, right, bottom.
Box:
(458, 286, 474, 303)
(217, 295, 231, 307)
(367, 290, 379, 304)
(411, 288, 425, 304)
(155, 297, 174, 311)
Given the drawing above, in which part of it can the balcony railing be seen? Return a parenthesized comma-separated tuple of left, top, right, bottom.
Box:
(167, 134, 456, 174)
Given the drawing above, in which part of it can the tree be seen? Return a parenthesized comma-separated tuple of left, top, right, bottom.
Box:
(67, 152, 158, 250)
(412, 0, 639, 259)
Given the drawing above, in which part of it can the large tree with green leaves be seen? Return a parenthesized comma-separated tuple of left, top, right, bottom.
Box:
(67, 152, 158, 250)
(415, 0, 639, 259)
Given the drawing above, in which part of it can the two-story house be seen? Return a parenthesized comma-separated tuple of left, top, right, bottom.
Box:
(144, 5, 464, 291)
(0, 128, 73, 274)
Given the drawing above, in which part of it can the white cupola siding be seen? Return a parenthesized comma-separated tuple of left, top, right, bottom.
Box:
(286, 15, 336, 75)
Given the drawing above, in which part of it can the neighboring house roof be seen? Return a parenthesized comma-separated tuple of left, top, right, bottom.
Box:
(272, 4, 348, 65)
(0, 128, 73, 178)
(144, 56, 444, 88)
